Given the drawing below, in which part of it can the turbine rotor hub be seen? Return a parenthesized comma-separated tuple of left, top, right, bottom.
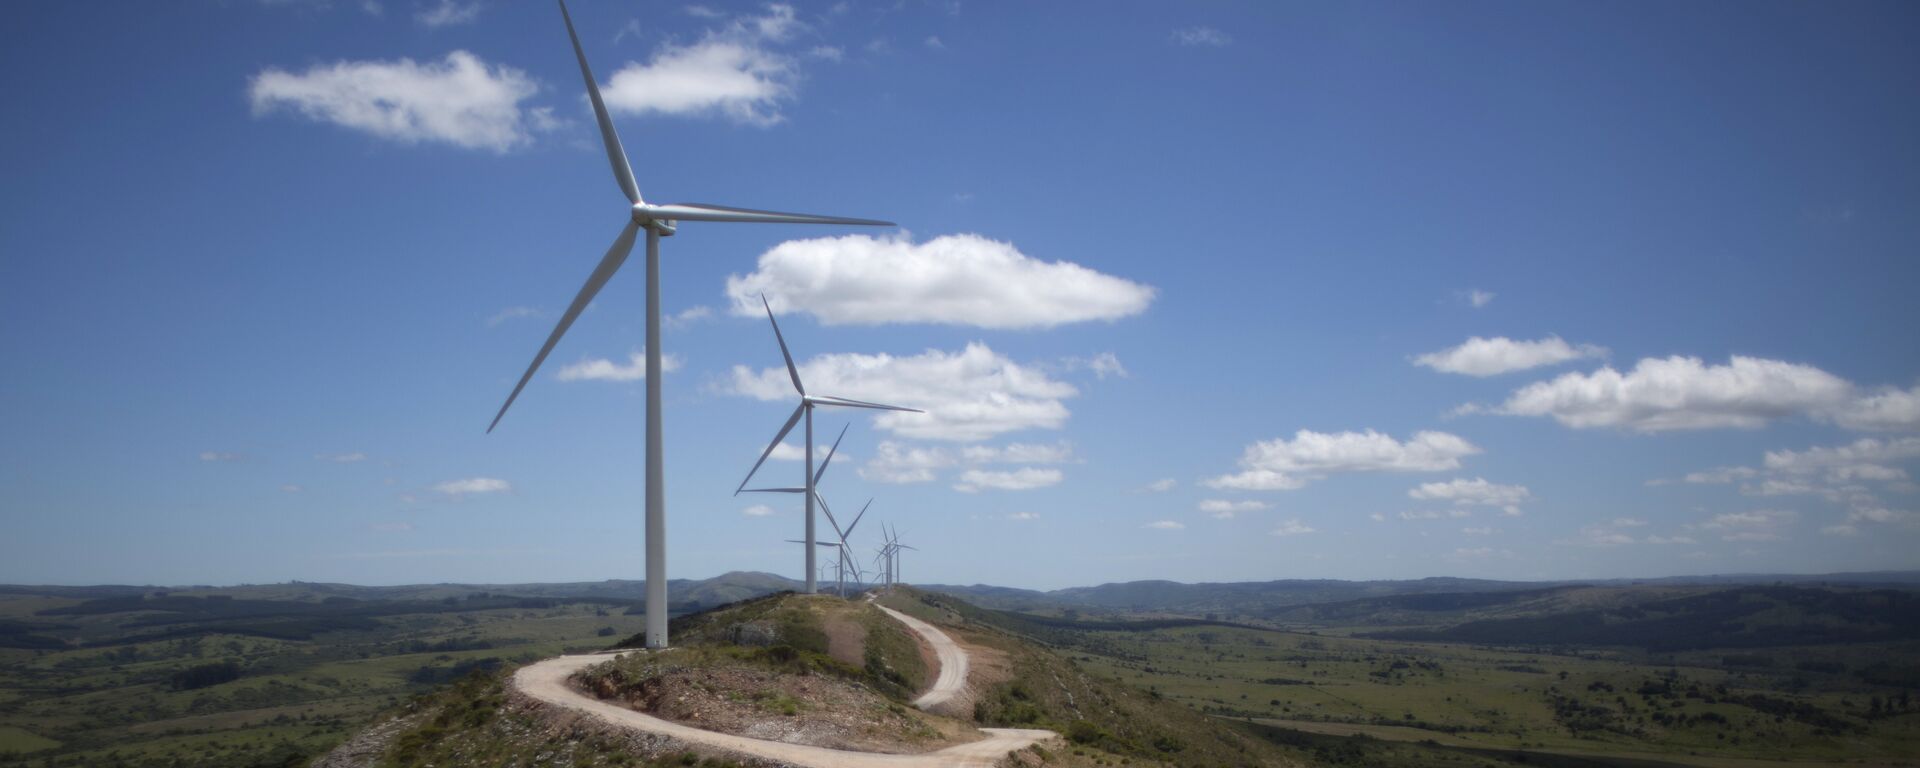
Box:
(632, 204, 676, 235)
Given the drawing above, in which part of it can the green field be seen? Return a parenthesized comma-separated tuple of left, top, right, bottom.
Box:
(0, 587, 653, 767)
(1061, 622, 1920, 766)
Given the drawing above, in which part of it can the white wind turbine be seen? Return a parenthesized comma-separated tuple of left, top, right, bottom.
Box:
(737, 296, 919, 594)
(485, 0, 892, 650)
(748, 425, 875, 597)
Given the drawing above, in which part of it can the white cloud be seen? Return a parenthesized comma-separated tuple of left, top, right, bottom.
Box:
(1270, 518, 1316, 536)
(1834, 385, 1920, 431)
(1612, 517, 1649, 527)
(1700, 509, 1796, 542)
(1145, 520, 1186, 530)
(1200, 499, 1268, 519)
(250, 51, 552, 152)
(600, 6, 801, 126)
(1407, 478, 1531, 514)
(1461, 526, 1499, 536)
(1171, 26, 1230, 46)
(1494, 355, 1855, 432)
(1007, 511, 1039, 521)
(960, 442, 1075, 464)
(415, 0, 479, 27)
(1063, 352, 1129, 379)
(727, 343, 1077, 441)
(1413, 336, 1606, 377)
(488, 305, 543, 327)
(742, 504, 775, 517)
(1573, 526, 1636, 547)
(1205, 430, 1480, 491)
(1401, 509, 1472, 520)
(316, 452, 367, 463)
(433, 477, 511, 496)
(1142, 478, 1177, 493)
(684, 3, 723, 18)
(666, 305, 712, 328)
(199, 451, 243, 462)
(1468, 289, 1496, 308)
(1764, 437, 1920, 480)
(806, 45, 844, 61)
(280, 484, 303, 493)
(728, 233, 1154, 329)
(556, 351, 682, 382)
(1680, 466, 1759, 485)
(1368, 512, 1387, 522)
(859, 441, 955, 484)
(924, 35, 945, 49)
(953, 467, 1062, 493)
(767, 442, 851, 463)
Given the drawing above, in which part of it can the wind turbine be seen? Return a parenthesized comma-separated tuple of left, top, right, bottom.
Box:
(736, 297, 919, 594)
(888, 524, 918, 586)
(484, 0, 893, 650)
(755, 433, 872, 598)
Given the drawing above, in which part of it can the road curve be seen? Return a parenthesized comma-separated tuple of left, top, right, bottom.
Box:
(873, 604, 969, 711)
(510, 601, 1050, 768)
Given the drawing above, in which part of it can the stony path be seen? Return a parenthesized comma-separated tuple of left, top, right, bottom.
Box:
(508, 605, 1051, 768)
(872, 604, 969, 710)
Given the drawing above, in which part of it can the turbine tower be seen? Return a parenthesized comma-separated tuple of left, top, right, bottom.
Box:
(737, 297, 919, 593)
(746, 426, 875, 597)
(485, 0, 892, 650)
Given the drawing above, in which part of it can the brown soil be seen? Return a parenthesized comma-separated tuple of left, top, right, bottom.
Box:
(583, 664, 981, 754)
(823, 611, 867, 669)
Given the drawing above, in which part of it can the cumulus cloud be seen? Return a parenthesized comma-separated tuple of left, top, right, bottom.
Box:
(557, 351, 682, 382)
(488, 306, 543, 327)
(1007, 511, 1039, 521)
(1270, 519, 1315, 536)
(960, 442, 1075, 464)
(1145, 520, 1186, 530)
(1468, 289, 1496, 308)
(953, 468, 1062, 493)
(1700, 509, 1796, 542)
(1835, 385, 1920, 431)
(1141, 478, 1177, 493)
(1490, 355, 1918, 432)
(767, 442, 851, 463)
(1205, 430, 1479, 491)
(415, 0, 479, 27)
(600, 5, 801, 126)
(1171, 26, 1230, 46)
(1764, 437, 1920, 481)
(433, 477, 511, 496)
(1407, 478, 1531, 515)
(728, 343, 1077, 441)
(1413, 336, 1606, 377)
(1461, 526, 1499, 536)
(1062, 352, 1129, 380)
(1401, 509, 1472, 520)
(859, 441, 955, 484)
(249, 51, 554, 152)
(742, 504, 775, 517)
(728, 233, 1154, 329)
(1200, 499, 1269, 519)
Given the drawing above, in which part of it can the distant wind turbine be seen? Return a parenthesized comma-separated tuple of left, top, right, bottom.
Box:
(484, 0, 892, 650)
(737, 298, 919, 594)
(747, 426, 876, 597)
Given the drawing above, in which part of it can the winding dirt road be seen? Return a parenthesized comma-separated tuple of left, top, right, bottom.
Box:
(872, 604, 969, 711)
(509, 604, 1050, 768)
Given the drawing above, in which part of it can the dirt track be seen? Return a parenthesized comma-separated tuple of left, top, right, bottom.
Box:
(509, 604, 1051, 768)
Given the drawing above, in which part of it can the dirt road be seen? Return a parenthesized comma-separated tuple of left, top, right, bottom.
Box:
(872, 603, 969, 710)
(513, 654, 1048, 768)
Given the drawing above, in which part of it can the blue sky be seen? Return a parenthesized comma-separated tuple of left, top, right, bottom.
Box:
(3, 0, 1917, 590)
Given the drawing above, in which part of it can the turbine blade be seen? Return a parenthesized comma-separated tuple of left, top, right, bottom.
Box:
(898, 544, 919, 551)
(760, 294, 805, 396)
(488, 220, 639, 433)
(842, 499, 871, 538)
(741, 487, 806, 494)
(557, 0, 641, 204)
(736, 404, 804, 494)
(814, 491, 847, 540)
(647, 203, 891, 226)
(810, 394, 924, 414)
(813, 423, 849, 486)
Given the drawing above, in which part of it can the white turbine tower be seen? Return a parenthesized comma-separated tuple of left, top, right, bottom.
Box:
(485, 0, 892, 650)
(737, 297, 919, 594)
(747, 426, 875, 597)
